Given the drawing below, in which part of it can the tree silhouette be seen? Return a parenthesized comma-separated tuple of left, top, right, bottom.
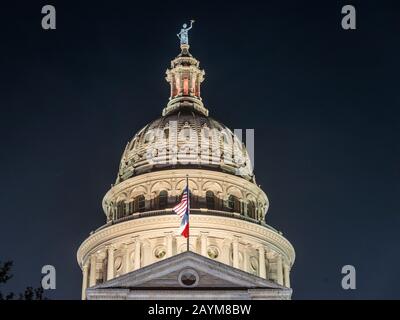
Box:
(0, 261, 45, 300)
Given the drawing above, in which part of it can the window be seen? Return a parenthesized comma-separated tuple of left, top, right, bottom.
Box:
(137, 195, 145, 212)
(159, 190, 168, 209)
(144, 131, 154, 143)
(183, 127, 190, 140)
(227, 195, 235, 211)
(183, 77, 189, 95)
(190, 191, 199, 209)
(247, 201, 256, 219)
(128, 201, 134, 214)
(206, 191, 215, 209)
(116, 201, 125, 219)
(227, 195, 241, 212)
(178, 269, 199, 287)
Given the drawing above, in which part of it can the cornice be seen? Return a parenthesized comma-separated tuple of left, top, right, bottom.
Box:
(77, 214, 295, 267)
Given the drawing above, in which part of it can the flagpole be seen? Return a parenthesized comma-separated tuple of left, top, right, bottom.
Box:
(186, 174, 190, 252)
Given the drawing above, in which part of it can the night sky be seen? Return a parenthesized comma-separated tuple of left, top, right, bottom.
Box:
(0, 0, 399, 299)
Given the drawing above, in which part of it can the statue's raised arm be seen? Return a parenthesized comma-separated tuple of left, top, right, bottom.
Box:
(177, 20, 195, 46)
(187, 19, 195, 31)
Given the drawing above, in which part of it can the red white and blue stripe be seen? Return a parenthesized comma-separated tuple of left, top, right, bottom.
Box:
(173, 185, 190, 238)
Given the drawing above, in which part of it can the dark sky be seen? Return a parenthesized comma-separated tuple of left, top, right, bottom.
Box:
(0, 0, 399, 299)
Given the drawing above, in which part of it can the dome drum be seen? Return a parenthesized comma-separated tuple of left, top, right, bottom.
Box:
(104, 169, 268, 224)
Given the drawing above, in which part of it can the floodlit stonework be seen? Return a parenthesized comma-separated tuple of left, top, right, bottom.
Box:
(77, 39, 295, 300)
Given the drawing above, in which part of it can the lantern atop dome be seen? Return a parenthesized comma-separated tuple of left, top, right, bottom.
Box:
(163, 22, 208, 117)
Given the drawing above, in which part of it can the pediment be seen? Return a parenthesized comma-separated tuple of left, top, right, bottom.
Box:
(93, 251, 284, 290)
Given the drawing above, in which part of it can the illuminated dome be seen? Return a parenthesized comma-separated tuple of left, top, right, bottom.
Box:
(116, 109, 254, 184)
(77, 39, 295, 301)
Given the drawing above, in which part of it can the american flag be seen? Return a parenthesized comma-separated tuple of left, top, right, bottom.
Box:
(173, 185, 189, 238)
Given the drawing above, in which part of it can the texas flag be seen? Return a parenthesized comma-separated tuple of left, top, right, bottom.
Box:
(173, 185, 190, 238)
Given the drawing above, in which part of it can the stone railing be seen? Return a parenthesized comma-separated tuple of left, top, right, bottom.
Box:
(94, 209, 279, 234)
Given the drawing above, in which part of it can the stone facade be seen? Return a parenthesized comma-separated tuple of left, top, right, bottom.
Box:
(86, 252, 292, 300)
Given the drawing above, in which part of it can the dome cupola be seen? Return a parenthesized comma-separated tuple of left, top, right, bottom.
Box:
(163, 43, 207, 117)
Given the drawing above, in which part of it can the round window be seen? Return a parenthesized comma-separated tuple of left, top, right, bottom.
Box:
(178, 269, 199, 287)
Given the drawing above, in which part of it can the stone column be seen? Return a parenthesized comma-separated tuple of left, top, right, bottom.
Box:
(221, 240, 231, 265)
(134, 238, 141, 270)
(166, 232, 173, 258)
(258, 246, 266, 279)
(126, 242, 135, 273)
(123, 244, 130, 274)
(106, 245, 114, 281)
(283, 263, 291, 288)
(81, 263, 89, 300)
(200, 232, 208, 257)
(276, 254, 284, 286)
(89, 254, 97, 287)
(232, 236, 240, 269)
(243, 245, 251, 273)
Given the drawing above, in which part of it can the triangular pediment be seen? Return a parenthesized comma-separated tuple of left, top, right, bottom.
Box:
(92, 251, 285, 290)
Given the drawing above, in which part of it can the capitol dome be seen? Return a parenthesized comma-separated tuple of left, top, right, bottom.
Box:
(77, 39, 295, 300)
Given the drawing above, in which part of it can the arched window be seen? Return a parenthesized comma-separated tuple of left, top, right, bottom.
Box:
(159, 190, 168, 209)
(128, 201, 134, 214)
(190, 191, 199, 209)
(227, 195, 235, 211)
(183, 127, 190, 140)
(206, 191, 215, 209)
(144, 131, 154, 143)
(247, 201, 256, 219)
(116, 201, 125, 219)
(164, 128, 169, 140)
(137, 195, 145, 212)
(227, 195, 241, 212)
(202, 125, 209, 139)
(183, 76, 189, 95)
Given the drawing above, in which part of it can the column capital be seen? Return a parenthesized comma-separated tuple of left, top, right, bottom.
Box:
(256, 244, 265, 251)
(243, 243, 253, 250)
(232, 235, 241, 243)
(283, 263, 289, 270)
(105, 244, 115, 251)
(266, 250, 277, 260)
